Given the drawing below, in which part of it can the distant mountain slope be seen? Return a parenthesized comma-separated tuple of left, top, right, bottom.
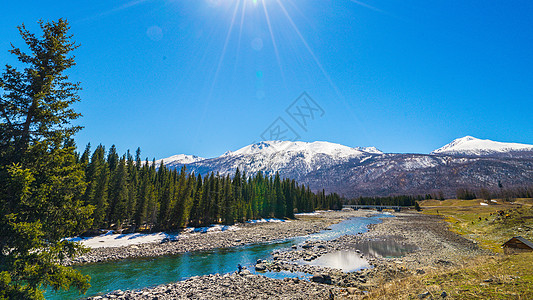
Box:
(154, 154, 205, 169)
(431, 136, 533, 158)
(183, 141, 383, 178)
(302, 154, 533, 197)
(157, 138, 533, 198)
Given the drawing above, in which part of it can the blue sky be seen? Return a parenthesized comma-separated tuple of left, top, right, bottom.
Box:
(1, 0, 532, 159)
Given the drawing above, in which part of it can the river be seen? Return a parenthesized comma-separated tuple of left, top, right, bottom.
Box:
(46, 213, 393, 299)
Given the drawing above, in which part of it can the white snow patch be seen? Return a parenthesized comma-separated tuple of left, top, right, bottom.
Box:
(182, 224, 240, 234)
(432, 136, 533, 156)
(66, 225, 240, 248)
(66, 232, 177, 248)
(155, 154, 206, 166)
(480, 202, 489, 206)
(230, 141, 379, 158)
(246, 218, 290, 223)
(295, 212, 320, 216)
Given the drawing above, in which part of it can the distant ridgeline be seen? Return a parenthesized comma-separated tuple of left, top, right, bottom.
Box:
(79, 145, 343, 232)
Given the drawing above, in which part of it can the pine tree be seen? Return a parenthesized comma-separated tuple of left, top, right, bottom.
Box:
(222, 174, 234, 225)
(0, 19, 92, 298)
(170, 166, 188, 228)
(108, 156, 129, 228)
(84, 144, 109, 228)
(189, 174, 203, 227)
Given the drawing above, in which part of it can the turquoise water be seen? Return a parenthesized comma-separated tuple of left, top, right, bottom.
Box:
(45, 214, 392, 299)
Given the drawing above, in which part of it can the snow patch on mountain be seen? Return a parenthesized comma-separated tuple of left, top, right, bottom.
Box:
(432, 136, 533, 156)
(158, 141, 383, 178)
(228, 141, 381, 158)
(156, 154, 205, 166)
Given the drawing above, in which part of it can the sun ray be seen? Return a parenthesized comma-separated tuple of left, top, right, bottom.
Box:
(275, 0, 367, 135)
(192, 0, 242, 150)
(210, 0, 241, 94)
(234, 0, 247, 75)
(348, 0, 386, 14)
(261, 0, 286, 85)
(275, 0, 343, 100)
(75, 0, 152, 23)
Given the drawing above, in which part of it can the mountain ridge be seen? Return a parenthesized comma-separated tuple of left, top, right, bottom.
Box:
(431, 136, 533, 157)
(156, 137, 533, 198)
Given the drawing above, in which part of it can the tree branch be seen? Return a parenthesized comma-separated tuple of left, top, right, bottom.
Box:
(0, 96, 14, 129)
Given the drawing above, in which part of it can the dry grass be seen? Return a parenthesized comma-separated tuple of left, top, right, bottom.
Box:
(348, 199, 533, 299)
(420, 198, 533, 253)
(366, 253, 533, 299)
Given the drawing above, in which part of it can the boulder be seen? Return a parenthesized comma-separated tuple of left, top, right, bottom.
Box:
(255, 264, 266, 271)
(311, 274, 332, 284)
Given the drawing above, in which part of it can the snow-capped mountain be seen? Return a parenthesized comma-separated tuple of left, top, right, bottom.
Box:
(159, 141, 383, 178)
(154, 154, 205, 168)
(225, 141, 380, 159)
(157, 138, 533, 197)
(432, 136, 533, 157)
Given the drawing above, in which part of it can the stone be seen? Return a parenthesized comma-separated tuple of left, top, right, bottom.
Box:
(255, 264, 266, 271)
(440, 291, 447, 298)
(418, 291, 430, 299)
(311, 274, 332, 284)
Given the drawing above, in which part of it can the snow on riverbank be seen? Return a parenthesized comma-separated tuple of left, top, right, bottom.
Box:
(66, 224, 240, 249)
(183, 224, 240, 234)
(295, 212, 320, 216)
(246, 218, 290, 224)
(67, 232, 176, 248)
(67, 213, 327, 249)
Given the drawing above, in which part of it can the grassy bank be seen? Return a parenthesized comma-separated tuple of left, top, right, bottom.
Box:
(369, 252, 533, 299)
(420, 198, 533, 253)
(365, 198, 533, 299)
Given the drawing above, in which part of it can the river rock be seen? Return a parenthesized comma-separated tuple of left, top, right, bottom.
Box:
(311, 274, 332, 284)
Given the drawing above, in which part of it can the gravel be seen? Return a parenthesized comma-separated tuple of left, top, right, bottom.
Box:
(86, 211, 490, 299)
(88, 272, 338, 300)
(67, 210, 372, 265)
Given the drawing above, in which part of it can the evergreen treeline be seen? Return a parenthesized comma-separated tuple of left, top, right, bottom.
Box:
(456, 188, 477, 200)
(79, 144, 343, 231)
(460, 186, 533, 201)
(347, 195, 419, 206)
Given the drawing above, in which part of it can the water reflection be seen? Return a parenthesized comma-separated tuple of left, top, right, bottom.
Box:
(353, 239, 418, 258)
(299, 250, 370, 272)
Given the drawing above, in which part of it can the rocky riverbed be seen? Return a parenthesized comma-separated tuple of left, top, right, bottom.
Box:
(251, 212, 490, 294)
(86, 211, 489, 299)
(89, 271, 340, 300)
(68, 210, 372, 265)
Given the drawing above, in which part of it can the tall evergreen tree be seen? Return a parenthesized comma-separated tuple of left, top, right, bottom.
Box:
(0, 19, 92, 298)
(84, 144, 109, 229)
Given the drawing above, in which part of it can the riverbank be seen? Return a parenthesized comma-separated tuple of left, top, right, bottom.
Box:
(365, 199, 533, 299)
(252, 211, 489, 296)
(86, 210, 492, 299)
(68, 210, 373, 265)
